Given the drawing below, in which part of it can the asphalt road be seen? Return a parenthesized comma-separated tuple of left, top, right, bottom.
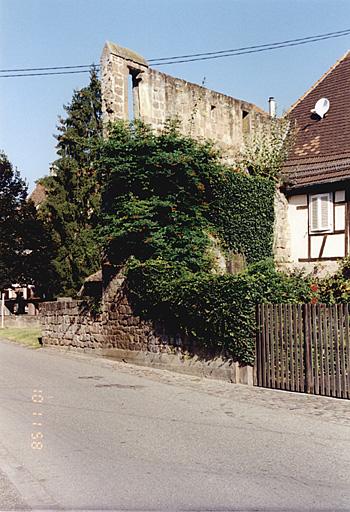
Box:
(0, 339, 350, 512)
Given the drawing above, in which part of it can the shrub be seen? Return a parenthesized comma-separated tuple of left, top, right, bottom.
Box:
(316, 257, 350, 304)
(127, 258, 312, 365)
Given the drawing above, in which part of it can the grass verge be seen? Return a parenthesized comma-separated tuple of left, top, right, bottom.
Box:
(0, 327, 42, 348)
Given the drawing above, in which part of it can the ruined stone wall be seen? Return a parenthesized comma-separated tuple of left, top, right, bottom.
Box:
(273, 189, 292, 267)
(100, 42, 268, 163)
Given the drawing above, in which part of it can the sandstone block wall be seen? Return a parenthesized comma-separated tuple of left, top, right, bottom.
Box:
(274, 189, 292, 267)
(41, 302, 180, 352)
(100, 41, 268, 163)
(3, 315, 41, 329)
(41, 300, 102, 349)
(41, 279, 178, 354)
(41, 268, 253, 385)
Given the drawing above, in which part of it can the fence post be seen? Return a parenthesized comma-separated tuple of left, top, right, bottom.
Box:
(1, 293, 4, 329)
(303, 304, 313, 394)
(254, 305, 259, 386)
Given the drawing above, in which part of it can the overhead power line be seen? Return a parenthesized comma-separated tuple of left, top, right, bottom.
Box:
(150, 28, 350, 65)
(0, 64, 96, 73)
(148, 27, 350, 62)
(0, 69, 93, 78)
(1, 27, 349, 77)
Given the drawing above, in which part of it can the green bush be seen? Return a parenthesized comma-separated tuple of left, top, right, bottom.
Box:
(316, 257, 350, 304)
(98, 121, 224, 273)
(127, 258, 312, 365)
(245, 259, 312, 303)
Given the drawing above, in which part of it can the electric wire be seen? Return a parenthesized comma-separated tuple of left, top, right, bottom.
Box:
(151, 30, 350, 66)
(0, 27, 349, 77)
(0, 69, 93, 78)
(0, 64, 96, 73)
(148, 27, 350, 62)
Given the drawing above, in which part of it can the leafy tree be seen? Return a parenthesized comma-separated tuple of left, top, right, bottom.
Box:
(0, 151, 54, 294)
(237, 117, 294, 181)
(98, 120, 226, 273)
(95, 119, 315, 363)
(40, 68, 103, 296)
(98, 120, 275, 270)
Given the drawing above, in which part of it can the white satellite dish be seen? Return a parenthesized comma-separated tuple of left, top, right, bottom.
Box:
(311, 97, 330, 118)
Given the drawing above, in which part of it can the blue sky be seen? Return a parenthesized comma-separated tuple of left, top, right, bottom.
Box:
(1, 0, 350, 191)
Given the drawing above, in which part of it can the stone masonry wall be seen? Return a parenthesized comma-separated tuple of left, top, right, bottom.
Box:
(273, 189, 292, 267)
(41, 271, 178, 354)
(100, 41, 268, 164)
(41, 268, 253, 385)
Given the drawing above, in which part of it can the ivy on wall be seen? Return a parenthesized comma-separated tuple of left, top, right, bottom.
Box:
(209, 172, 275, 263)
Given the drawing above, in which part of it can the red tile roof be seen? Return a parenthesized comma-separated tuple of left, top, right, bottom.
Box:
(283, 51, 350, 189)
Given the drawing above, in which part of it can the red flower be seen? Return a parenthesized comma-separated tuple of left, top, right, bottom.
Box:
(310, 296, 318, 304)
(310, 283, 319, 292)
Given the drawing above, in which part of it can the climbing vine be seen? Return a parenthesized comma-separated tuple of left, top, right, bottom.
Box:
(210, 172, 275, 263)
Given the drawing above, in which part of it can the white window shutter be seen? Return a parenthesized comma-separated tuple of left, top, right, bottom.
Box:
(309, 193, 333, 232)
(310, 196, 319, 231)
(320, 195, 331, 230)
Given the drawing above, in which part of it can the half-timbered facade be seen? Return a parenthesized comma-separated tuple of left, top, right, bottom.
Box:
(280, 50, 350, 273)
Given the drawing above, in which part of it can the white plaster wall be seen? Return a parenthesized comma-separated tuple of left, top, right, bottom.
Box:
(286, 190, 346, 265)
(335, 204, 345, 230)
(310, 236, 323, 258)
(335, 190, 345, 202)
(322, 233, 345, 258)
(288, 195, 308, 262)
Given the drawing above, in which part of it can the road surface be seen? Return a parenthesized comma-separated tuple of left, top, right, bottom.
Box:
(0, 339, 350, 511)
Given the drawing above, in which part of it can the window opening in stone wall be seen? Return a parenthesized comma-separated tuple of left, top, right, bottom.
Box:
(242, 110, 250, 135)
(128, 69, 141, 121)
(128, 72, 134, 121)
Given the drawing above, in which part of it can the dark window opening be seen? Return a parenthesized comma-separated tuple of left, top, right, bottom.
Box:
(128, 68, 141, 121)
(242, 110, 250, 134)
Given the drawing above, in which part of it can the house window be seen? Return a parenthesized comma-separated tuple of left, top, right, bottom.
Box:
(309, 193, 333, 233)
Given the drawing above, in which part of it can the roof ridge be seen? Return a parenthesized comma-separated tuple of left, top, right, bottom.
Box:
(286, 49, 350, 115)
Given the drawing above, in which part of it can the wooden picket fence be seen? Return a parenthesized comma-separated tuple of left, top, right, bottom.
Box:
(256, 304, 350, 399)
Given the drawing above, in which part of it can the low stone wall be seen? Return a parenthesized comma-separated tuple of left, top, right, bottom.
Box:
(101, 348, 253, 385)
(41, 299, 175, 353)
(3, 315, 41, 329)
(41, 300, 101, 348)
(40, 269, 253, 385)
